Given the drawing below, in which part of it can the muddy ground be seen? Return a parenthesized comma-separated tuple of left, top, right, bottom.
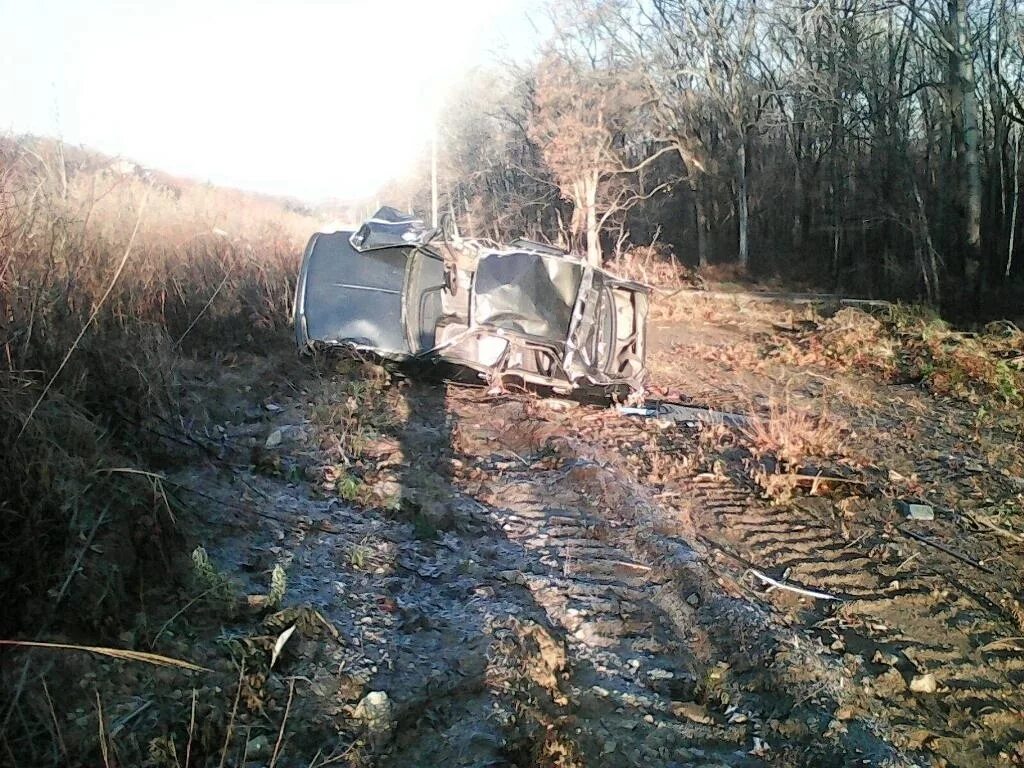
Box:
(7, 293, 1024, 767)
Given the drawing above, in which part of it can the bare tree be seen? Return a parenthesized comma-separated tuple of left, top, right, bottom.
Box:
(529, 53, 673, 265)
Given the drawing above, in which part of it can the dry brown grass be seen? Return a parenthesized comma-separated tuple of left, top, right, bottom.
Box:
(607, 243, 703, 289)
(0, 134, 313, 636)
(807, 306, 1024, 407)
(0, 135, 321, 765)
(740, 399, 847, 470)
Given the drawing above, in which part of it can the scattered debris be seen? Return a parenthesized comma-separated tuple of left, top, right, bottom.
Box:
(747, 569, 843, 601)
(671, 287, 891, 309)
(797, 472, 866, 490)
(964, 511, 1024, 543)
(897, 500, 935, 521)
(750, 735, 771, 757)
(353, 691, 393, 742)
(269, 624, 295, 669)
(618, 401, 750, 427)
(671, 701, 714, 724)
(264, 426, 303, 449)
(963, 457, 985, 473)
(899, 528, 995, 573)
(265, 428, 283, 448)
(245, 734, 271, 760)
(909, 673, 938, 694)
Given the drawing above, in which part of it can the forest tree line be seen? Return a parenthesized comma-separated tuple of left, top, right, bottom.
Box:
(380, 0, 1024, 317)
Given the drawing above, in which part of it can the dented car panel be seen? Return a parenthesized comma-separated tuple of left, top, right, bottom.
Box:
(293, 211, 650, 393)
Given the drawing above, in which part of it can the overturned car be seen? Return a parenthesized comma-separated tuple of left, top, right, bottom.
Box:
(293, 208, 650, 394)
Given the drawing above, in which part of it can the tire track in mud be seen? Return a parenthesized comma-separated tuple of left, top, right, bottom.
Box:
(474, 473, 753, 766)
(450, 396, 912, 767)
(678, 472, 1024, 766)
(196, 363, 1010, 766)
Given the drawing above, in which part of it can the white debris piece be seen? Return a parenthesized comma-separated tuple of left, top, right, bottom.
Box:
(353, 691, 393, 737)
(910, 673, 938, 693)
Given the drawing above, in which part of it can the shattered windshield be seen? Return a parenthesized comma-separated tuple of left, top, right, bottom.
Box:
(472, 251, 583, 340)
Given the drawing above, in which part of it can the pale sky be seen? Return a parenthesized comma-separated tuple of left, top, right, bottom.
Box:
(0, 0, 540, 201)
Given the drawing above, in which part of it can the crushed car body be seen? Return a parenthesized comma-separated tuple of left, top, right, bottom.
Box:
(293, 207, 651, 394)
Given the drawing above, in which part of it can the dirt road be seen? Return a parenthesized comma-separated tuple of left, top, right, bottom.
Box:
(41, 296, 1022, 767)
(178, 364, 903, 766)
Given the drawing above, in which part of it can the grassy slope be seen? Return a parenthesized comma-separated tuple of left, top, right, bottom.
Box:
(0, 135, 315, 637)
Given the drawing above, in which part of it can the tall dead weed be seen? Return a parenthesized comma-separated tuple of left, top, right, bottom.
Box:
(0, 133, 313, 765)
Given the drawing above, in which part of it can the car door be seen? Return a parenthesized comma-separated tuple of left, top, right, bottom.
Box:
(404, 249, 447, 353)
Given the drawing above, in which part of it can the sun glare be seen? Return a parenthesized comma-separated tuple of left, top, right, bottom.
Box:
(0, 0, 530, 201)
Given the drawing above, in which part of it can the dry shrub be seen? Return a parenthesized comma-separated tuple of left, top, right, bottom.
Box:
(0, 334, 186, 637)
(899, 319, 1024, 406)
(773, 305, 1024, 408)
(652, 290, 732, 324)
(741, 401, 846, 470)
(608, 243, 703, 289)
(2, 136, 305, 356)
(881, 308, 1023, 405)
(697, 262, 748, 284)
(816, 307, 899, 376)
(739, 400, 848, 504)
(0, 135, 315, 764)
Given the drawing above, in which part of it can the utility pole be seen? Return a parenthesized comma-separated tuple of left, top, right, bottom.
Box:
(431, 119, 439, 229)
